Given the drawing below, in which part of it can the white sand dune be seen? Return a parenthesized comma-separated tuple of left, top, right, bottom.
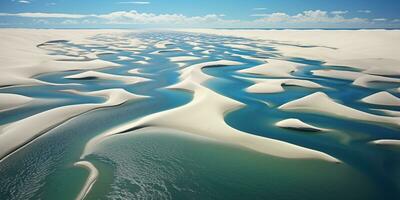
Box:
(181, 29, 400, 75)
(134, 60, 149, 65)
(240, 77, 324, 94)
(311, 69, 363, 81)
(371, 109, 400, 117)
(154, 41, 174, 48)
(238, 59, 305, 78)
(370, 139, 400, 146)
(201, 50, 214, 55)
(128, 68, 150, 75)
(231, 53, 266, 62)
(2, 59, 121, 87)
(0, 29, 131, 87)
(353, 74, 400, 88)
(279, 92, 400, 127)
(0, 88, 147, 161)
(65, 70, 150, 85)
(168, 56, 201, 62)
(82, 82, 339, 162)
(179, 60, 243, 83)
(0, 93, 32, 112)
(117, 56, 133, 61)
(81, 62, 339, 162)
(361, 91, 400, 106)
(193, 46, 204, 50)
(311, 69, 400, 89)
(276, 118, 327, 132)
(74, 161, 99, 200)
(224, 43, 267, 53)
(150, 48, 184, 54)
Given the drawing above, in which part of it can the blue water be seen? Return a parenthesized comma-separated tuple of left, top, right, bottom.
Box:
(0, 31, 399, 200)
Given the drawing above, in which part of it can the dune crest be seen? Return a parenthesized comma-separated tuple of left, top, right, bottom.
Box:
(279, 92, 400, 127)
(74, 161, 99, 200)
(0, 93, 32, 112)
(238, 59, 305, 77)
(361, 91, 400, 106)
(276, 118, 327, 132)
(239, 76, 324, 93)
(65, 70, 150, 85)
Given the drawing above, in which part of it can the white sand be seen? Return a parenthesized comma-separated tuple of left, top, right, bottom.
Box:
(311, 69, 363, 81)
(154, 41, 174, 48)
(361, 91, 400, 106)
(65, 70, 150, 85)
(168, 56, 201, 62)
(371, 109, 400, 117)
(370, 139, 400, 146)
(276, 118, 327, 132)
(238, 59, 305, 78)
(0, 29, 132, 87)
(81, 61, 340, 163)
(0, 93, 32, 112)
(74, 161, 99, 200)
(181, 29, 400, 75)
(128, 68, 149, 75)
(117, 56, 133, 61)
(239, 77, 324, 94)
(134, 60, 149, 65)
(179, 60, 243, 84)
(279, 92, 400, 127)
(353, 74, 400, 88)
(0, 88, 147, 160)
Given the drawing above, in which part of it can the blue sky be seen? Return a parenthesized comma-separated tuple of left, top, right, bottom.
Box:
(1, 0, 399, 28)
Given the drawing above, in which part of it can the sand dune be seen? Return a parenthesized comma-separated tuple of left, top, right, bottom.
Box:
(361, 91, 400, 106)
(80, 60, 339, 162)
(240, 77, 324, 93)
(0, 29, 131, 87)
(181, 29, 400, 75)
(74, 161, 99, 200)
(0, 93, 32, 112)
(0, 88, 147, 161)
(238, 59, 305, 77)
(370, 139, 400, 146)
(179, 60, 243, 83)
(154, 41, 174, 48)
(65, 70, 150, 85)
(279, 92, 400, 127)
(117, 56, 133, 61)
(276, 118, 327, 132)
(311, 69, 363, 81)
(371, 109, 400, 117)
(168, 56, 201, 62)
(353, 74, 400, 88)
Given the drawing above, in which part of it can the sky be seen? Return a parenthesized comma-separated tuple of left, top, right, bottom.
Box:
(0, 0, 400, 28)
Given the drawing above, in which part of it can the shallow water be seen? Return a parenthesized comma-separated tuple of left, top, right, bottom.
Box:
(0, 31, 399, 200)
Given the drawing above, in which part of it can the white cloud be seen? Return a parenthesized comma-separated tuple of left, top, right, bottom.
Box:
(118, 1, 150, 4)
(0, 12, 88, 18)
(330, 10, 348, 15)
(358, 10, 371, 14)
(255, 10, 366, 24)
(0, 9, 388, 28)
(253, 8, 266, 11)
(96, 10, 234, 26)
